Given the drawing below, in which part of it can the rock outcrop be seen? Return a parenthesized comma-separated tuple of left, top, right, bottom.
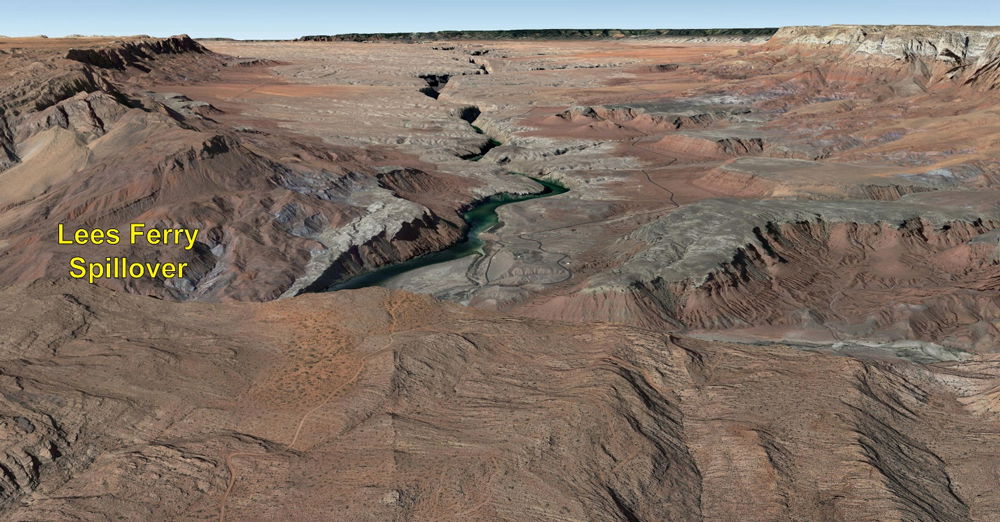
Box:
(770, 25, 1000, 61)
(525, 197, 1000, 351)
(65, 35, 206, 70)
(0, 36, 507, 301)
(1, 283, 998, 519)
(764, 25, 1000, 89)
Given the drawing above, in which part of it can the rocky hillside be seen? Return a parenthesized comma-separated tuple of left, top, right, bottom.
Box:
(0, 36, 505, 301)
(1, 281, 998, 520)
(765, 25, 1000, 90)
(770, 25, 1000, 57)
(531, 196, 1000, 354)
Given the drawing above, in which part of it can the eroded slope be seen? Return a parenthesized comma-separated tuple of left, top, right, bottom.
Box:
(1, 282, 999, 520)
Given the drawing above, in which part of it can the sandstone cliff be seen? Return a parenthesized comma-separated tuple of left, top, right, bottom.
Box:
(766, 25, 1000, 89)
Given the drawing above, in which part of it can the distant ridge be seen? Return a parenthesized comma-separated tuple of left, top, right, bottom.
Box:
(298, 28, 778, 42)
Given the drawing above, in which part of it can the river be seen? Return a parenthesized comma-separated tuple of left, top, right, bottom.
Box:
(325, 176, 568, 291)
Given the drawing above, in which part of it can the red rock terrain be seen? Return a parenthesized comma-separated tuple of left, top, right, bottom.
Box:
(0, 36, 495, 301)
(3, 281, 1000, 520)
(1, 27, 1000, 519)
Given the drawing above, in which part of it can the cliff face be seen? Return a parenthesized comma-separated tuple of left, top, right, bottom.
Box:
(766, 25, 1000, 89)
(64, 34, 206, 70)
(770, 25, 1000, 60)
(0, 37, 477, 301)
(966, 35, 1000, 89)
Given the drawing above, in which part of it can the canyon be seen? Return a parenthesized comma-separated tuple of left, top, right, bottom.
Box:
(0, 25, 999, 519)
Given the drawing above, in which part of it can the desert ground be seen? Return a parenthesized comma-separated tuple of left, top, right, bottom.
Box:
(1, 26, 999, 519)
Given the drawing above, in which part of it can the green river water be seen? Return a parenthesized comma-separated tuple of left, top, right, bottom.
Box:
(325, 176, 568, 291)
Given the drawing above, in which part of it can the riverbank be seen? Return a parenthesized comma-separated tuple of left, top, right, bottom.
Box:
(324, 176, 568, 291)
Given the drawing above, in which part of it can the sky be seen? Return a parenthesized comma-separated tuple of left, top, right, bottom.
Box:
(3, 0, 999, 40)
